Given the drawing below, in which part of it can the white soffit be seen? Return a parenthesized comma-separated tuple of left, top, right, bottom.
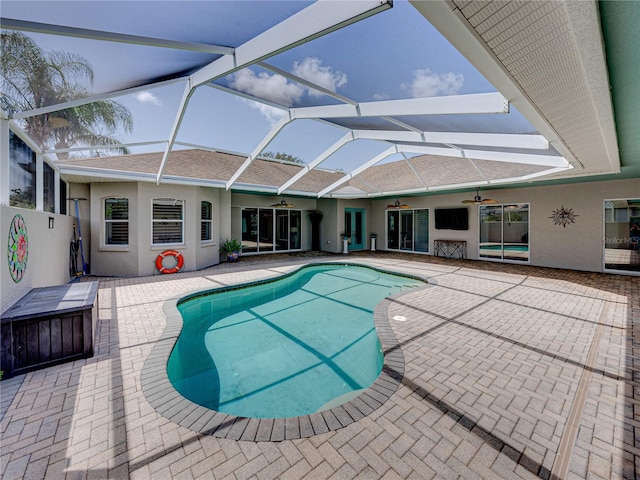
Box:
(411, 0, 619, 177)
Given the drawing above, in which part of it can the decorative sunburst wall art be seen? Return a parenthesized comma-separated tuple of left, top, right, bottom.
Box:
(549, 206, 579, 228)
(7, 214, 29, 282)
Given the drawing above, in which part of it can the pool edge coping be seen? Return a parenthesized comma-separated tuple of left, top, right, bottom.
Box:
(140, 261, 432, 441)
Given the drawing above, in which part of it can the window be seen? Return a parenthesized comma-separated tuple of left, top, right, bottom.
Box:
(152, 198, 184, 245)
(9, 130, 36, 209)
(43, 162, 55, 213)
(201, 201, 213, 242)
(104, 198, 129, 245)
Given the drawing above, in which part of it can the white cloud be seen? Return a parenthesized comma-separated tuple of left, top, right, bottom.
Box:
(229, 59, 346, 124)
(372, 92, 389, 101)
(404, 68, 464, 98)
(135, 91, 162, 106)
(239, 98, 286, 127)
(292, 57, 347, 97)
(230, 69, 304, 107)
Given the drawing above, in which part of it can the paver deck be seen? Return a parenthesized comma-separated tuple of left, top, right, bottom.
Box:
(1, 252, 638, 479)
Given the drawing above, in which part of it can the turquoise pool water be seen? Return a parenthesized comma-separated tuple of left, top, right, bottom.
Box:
(481, 244, 529, 252)
(168, 264, 423, 418)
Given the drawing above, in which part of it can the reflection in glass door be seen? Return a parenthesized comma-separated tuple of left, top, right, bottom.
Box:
(386, 209, 429, 253)
(604, 199, 640, 273)
(387, 211, 399, 249)
(276, 210, 289, 251)
(290, 210, 301, 249)
(344, 208, 365, 250)
(241, 207, 302, 253)
(242, 208, 258, 253)
(414, 209, 429, 252)
(400, 211, 413, 251)
(479, 204, 529, 262)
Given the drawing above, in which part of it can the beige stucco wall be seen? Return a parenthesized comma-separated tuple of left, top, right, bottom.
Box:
(89, 182, 139, 277)
(87, 182, 223, 277)
(72, 177, 638, 277)
(1, 206, 74, 314)
(370, 178, 639, 273)
(317, 198, 339, 253)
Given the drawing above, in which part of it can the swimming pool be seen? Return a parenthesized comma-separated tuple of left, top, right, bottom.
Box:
(167, 264, 423, 418)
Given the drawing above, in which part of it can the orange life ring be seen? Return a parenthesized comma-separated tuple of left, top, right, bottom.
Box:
(155, 250, 184, 274)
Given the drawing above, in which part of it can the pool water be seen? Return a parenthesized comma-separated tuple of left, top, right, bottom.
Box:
(481, 244, 529, 252)
(168, 264, 423, 418)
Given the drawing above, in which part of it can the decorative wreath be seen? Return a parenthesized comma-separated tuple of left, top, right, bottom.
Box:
(549, 206, 578, 228)
(7, 214, 28, 283)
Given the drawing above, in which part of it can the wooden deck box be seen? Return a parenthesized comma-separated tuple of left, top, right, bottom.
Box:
(1, 282, 99, 379)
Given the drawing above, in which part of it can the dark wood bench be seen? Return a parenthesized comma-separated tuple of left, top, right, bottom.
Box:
(1, 282, 99, 379)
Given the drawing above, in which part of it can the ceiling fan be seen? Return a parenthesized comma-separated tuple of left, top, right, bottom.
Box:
(386, 195, 411, 209)
(461, 187, 498, 205)
(271, 196, 295, 208)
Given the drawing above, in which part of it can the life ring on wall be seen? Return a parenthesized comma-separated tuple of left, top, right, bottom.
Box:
(155, 250, 184, 274)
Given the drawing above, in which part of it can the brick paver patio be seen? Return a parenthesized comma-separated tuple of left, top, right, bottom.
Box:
(1, 252, 638, 479)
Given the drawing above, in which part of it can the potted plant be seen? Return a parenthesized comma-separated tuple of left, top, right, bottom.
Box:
(220, 238, 243, 262)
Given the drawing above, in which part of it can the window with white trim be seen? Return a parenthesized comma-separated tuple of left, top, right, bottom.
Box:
(201, 201, 213, 242)
(152, 198, 184, 245)
(104, 198, 129, 245)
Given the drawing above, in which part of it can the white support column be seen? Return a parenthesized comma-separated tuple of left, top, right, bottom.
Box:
(36, 153, 44, 211)
(226, 114, 292, 190)
(277, 132, 353, 194)
(156, 80, 194, 184)
(291, 92, 508, 119)
(0, 119, 9, 206)
(318, 146, 397, 197)
(191, 1, 392, 88)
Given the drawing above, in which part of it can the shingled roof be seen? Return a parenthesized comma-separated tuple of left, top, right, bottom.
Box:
(57, 147, 553, 198)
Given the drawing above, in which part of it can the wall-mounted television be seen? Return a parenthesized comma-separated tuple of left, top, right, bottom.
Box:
(434, 207, 469, 230)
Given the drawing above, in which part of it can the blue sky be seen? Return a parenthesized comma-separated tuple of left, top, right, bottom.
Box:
(3, 1, 533, 171)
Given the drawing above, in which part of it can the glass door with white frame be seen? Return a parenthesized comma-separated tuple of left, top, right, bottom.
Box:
(386, 209, 429, 253)
(604, 199, 640, 273)
(479, 204, 529, 262)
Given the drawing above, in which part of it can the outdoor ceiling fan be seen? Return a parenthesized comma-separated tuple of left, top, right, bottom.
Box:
(386, 195, 411, 209)
(271, 196, 295, 208)
(461, 187, 498, 205)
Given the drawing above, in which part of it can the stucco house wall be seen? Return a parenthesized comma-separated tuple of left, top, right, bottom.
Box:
(317, 198, 339, 253)
(67, 176, 638, 278)
(90, 182, 139, 277)
(87, 182, 222, 277)
(1, 206, 74, 314)
(369, 178, 638, 273)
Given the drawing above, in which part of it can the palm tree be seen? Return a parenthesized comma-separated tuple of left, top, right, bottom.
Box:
(1, 31, 133, 159)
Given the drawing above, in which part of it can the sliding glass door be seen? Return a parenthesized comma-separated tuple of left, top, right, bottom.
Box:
(479, 204, 529, 262)
(386, 209, 429, 253)
(604, 199, 640, 273)
(241, 207, 302, 253)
